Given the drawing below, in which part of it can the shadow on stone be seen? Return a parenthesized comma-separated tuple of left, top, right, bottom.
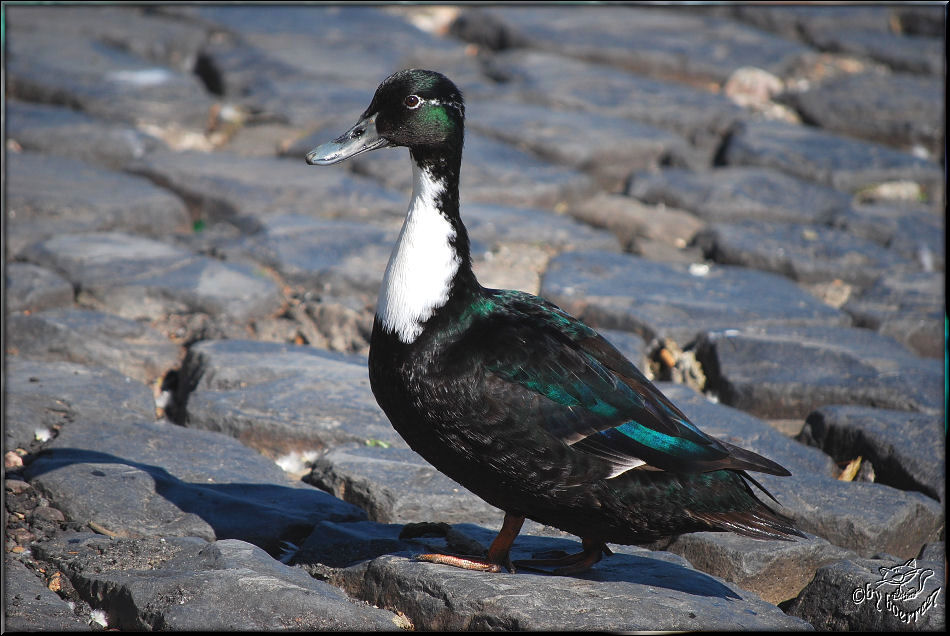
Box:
(24, 447, 365, 556)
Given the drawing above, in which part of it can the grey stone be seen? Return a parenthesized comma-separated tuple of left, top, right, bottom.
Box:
(833, 202, 945, 271)
(6, 153, 190, 257)
(628, 167, 852, 225)
(894, 5, 946, 38)
(5, 358, 157, 453)
(188, 5, 457, 90)
(694, 221, 916, 288)
(730, 5, 944, 75)
(3, 555, 95, 632)
(349, 131, 597, 211)
(694, 324, 943, 418)
(567, 192, 706, 256)
(764, 472, 942, 562)
(599, 328, 650, 370)
(294, 520, 421, 570)
(799, 405, 945, 503)
(6, 100, 166, 170)
(806, 25, 944, 77)
(5, 262, 74, 314)
(23, 231, 282, 324)
(305, 444, 500, 526)
(464, 202, 621, 255)
(843, 271, 944, 359)
(33, 533, 403, 631)
(214, 214, 396, 296)
(495, 50, 742, 165)
(785, 553, 945, 631)
(666, 531, 855, 605)
(190, 36, 374, 130)
(780, 72, 944, 158)
(720, 119, 943, 199)
(7, 308, 182, 384)
(662, 385, 944, 561)
(23, 414, 366, 554)
(657, 383, 837, 478)
(5, 18, 214, 132)
(462, 7, 811, 85)
(918, 541, 943, 564)
(467, 97, 694, 188)
(177, 340, 400, 457)
(540, 250, 849, 345)
(4, 5, 209, 72)
(335, 551, 812, 631)
(127, 149, 405, 230)
(729, 5, 896, 43)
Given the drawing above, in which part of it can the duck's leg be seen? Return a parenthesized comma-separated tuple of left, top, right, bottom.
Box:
(414, 513, 525, 573)
(513, 538, 609, 575)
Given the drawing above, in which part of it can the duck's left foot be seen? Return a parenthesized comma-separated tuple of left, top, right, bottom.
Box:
(514, 539, 609, 575)
(414, 551, 512, 573)
(401, 513, 526, 574)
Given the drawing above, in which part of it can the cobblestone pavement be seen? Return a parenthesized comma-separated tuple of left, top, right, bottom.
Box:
(4, 4, 944, 632)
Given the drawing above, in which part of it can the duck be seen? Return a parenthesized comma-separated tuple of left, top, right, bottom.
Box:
(306, 69, 803, 575)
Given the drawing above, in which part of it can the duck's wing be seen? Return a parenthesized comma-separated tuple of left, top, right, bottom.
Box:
(459, 290, 789, 478)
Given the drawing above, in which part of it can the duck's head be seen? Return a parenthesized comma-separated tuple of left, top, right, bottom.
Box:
(306, 69, 464, 166)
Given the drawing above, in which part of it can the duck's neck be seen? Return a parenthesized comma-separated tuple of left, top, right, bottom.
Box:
(376, 152, 476, 344)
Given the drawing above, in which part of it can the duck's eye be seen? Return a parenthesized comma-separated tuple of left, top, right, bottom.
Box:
(404, 95, 422, 109)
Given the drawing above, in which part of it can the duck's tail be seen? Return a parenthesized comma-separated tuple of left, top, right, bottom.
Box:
(687, 470, 805, 540)
(605, 467, 805, 544)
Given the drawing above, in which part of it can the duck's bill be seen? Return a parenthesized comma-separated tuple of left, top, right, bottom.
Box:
(306, 114, 390, 165)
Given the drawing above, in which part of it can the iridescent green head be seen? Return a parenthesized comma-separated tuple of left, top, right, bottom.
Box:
(306, 69, 464, 166)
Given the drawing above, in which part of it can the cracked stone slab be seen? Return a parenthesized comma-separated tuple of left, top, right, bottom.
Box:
(799, 405, 945, 503)
(5, 358, 157, 453)
(33, 533, 404, 631)
(4, 554, 96, 632)
(23, 413, 366, 554)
